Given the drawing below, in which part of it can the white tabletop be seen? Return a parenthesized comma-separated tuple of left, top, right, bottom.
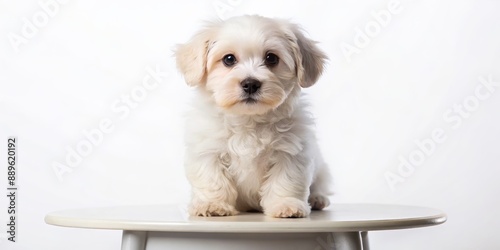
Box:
(45, 204, 446, 233)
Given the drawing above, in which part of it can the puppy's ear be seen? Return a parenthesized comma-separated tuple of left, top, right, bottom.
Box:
(286, 23, 328, 88)
(175, 24, 217, 86)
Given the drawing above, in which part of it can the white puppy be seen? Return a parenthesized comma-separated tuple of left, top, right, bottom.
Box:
(175, 15, 332, 218)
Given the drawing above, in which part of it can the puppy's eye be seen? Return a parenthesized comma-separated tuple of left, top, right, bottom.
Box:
(222, 54, 237, 67)
(265, 53, 279, 67)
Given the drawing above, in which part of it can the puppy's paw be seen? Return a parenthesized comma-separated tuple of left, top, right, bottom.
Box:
(264, 197, 311, 218)
(308, 194, 330, 210)
(189, 201, 238, 217)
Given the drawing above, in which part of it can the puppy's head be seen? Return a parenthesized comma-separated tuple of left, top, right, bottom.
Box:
(176, 15, 327, 115)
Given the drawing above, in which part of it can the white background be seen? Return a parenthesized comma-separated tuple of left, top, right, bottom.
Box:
(1, 0, 499, 249)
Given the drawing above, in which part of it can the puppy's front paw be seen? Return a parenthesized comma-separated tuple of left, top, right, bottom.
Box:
(264, 197, 311, 218)
(189, 202, 238, 217)
(308, 194, 330, 210)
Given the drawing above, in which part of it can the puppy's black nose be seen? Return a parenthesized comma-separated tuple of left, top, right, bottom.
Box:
(241, 78, 261, 95)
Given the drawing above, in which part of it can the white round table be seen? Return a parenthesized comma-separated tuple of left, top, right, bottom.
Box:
(45, 204, 446, 250)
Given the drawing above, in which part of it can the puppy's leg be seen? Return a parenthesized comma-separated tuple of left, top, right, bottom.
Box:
(260, 152, 312, 218)
(186, 154, 238, 216)
(309, 162, 332, 210)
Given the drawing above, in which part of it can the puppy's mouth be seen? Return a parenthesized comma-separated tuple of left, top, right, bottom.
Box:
(242, 97, 258, 104)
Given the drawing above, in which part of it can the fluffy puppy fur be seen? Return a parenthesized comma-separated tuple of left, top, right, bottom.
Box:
(175, 15, 332, 218)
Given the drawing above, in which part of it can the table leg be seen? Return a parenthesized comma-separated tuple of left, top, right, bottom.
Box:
(326, 231, 369, 250)
(361, 231, 369, 250)
(145, 231, 369, 250)
(121, 230, 147, 250)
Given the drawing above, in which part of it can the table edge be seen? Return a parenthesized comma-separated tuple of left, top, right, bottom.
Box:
(45, 212, 447, 233)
